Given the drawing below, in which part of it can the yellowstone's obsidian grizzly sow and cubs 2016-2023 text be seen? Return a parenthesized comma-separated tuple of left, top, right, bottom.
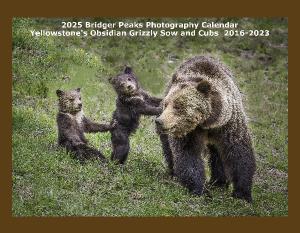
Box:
(109, 66, 162, 164)
(56, 88, 116, 163)
(156, 56, 256, 202)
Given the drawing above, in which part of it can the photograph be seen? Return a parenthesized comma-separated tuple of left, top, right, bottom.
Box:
(12, 17, 288, 216)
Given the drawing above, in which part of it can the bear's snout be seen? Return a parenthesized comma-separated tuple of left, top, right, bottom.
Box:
(155, 117, 168, 134)
(155, 117, 163, 127)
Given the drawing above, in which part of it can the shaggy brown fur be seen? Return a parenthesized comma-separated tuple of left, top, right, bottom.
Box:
(156, 56, 256, 202)
(56, 88, 115, 163)
(109, 66, 162, 164)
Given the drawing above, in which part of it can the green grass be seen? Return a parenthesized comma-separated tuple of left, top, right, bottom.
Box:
(12, 18, 288, 216)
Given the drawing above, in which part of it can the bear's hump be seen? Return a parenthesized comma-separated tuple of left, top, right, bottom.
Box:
(177, 56, 233, 79)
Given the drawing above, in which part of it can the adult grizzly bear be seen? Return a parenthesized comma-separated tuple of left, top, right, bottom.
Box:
(156, 56, 256, 202)
(109, 66, 162, 164)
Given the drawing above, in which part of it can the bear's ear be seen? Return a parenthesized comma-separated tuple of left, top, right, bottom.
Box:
(196, 80, 211, 95)
(56, 89, 64, 97)
(172, 73, 184, 83)
(124, 66, 133, 74)
(76, 88, 81, 93)
(108, 76, 115, 84)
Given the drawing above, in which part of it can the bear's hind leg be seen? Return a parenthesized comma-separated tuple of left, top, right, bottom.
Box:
(208, 144, 229, 188)
(111, 129, 130, 164)
(74, 144, 106, 163)
(228, 145, 256, 203)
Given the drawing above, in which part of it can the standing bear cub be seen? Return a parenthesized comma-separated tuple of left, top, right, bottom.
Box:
(56, 88, 115, 163)
(109, 66, 162, 164)
(156, 56, 256, 202)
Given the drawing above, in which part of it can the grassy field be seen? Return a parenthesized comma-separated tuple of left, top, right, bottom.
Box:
(12, 18, 288, 216)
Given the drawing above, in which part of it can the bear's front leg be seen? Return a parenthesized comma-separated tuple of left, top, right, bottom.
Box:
(208, 144, 229, 188)
(128, 96, 162, 116)
(83, 117, 115, 133)
(138, 104, 162, 116)
(158, 133, 174, 176)
(141, 91, 162, 107)
(97, 119, 118, 132)
(126, 95, 144, 105)
(170, 135, 206, 195)
(147, 96, 162, 107)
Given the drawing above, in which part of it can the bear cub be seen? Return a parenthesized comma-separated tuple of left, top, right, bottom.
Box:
(56, 88, 116, 163)
(109, 66, 162, 164)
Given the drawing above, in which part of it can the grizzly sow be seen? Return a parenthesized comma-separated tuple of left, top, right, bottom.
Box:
(156, 56, 256, 202)
(56, 88, 115, 163)
(109, 66, 162, 164)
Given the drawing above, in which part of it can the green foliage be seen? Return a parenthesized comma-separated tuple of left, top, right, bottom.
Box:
(12, 18, 104, 99)
(12, 18, 288, 216)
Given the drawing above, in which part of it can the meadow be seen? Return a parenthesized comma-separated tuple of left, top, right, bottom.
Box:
(12, 18, 288, 216)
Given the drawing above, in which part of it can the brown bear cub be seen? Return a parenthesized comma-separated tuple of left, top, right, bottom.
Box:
(56, 88, 115, 163)
(156, 56, 256, 202)
(109, 66, 162, 164)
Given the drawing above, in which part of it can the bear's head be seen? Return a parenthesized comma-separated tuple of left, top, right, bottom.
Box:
(156, 80, 216, 137)
(56, 88, 83, 114)
(109, 66, 140, 97)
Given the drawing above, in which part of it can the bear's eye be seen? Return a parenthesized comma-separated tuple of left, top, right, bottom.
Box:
(128, 78, 132, 81)
(173, 102, 181, 110)
(79, 97, 81, 100)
